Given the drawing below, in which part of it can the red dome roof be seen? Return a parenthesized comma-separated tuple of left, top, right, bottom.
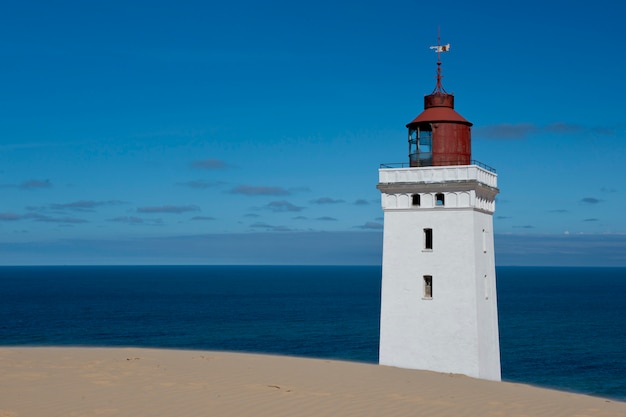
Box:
(406, 106, 471, 127)
(406, 92, 472, 128)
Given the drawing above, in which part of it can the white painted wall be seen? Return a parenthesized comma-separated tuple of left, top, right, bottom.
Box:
(378, 165, 501, 381)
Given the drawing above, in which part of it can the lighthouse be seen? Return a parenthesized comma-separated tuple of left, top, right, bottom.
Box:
(377, 40, 501, 381)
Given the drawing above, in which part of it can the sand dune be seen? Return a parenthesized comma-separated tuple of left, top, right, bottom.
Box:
(0, 347, 624, 417)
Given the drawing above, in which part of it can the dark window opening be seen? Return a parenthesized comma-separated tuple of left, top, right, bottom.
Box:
(435, 193, 445, 206)
(412, 194, 421, 206)
(424, 228, 433, 250)
(423, 275, 433, 299)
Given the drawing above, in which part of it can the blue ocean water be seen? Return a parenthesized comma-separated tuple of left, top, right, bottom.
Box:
(0, 265, 625, 401)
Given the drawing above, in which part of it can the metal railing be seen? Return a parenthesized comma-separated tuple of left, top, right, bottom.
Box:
(380, 160, 496, 173)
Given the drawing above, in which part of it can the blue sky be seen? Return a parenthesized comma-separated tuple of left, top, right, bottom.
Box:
(1, 0, 625, 266)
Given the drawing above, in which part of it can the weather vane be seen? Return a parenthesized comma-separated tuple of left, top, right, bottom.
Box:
(429, 29, 450, 94)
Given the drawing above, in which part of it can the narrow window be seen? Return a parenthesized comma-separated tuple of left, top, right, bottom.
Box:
(423, 228, 433, 250)
(411, 194, 420, 206)
(423, 275, 433, 299)
(482, 229, 487, 253)
(435, 193, 445, 206)
(484, 274, 489, 300)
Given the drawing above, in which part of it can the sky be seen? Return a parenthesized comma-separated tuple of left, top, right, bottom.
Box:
(1, 0, 625, 266)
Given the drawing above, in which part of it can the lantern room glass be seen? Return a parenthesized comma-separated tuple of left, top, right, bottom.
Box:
(409, 127, 433, 167)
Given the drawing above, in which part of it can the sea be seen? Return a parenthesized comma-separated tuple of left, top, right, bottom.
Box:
(1, 265, 625, 402)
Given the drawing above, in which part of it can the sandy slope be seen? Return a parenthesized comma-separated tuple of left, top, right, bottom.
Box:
(0, 347, 624, 417)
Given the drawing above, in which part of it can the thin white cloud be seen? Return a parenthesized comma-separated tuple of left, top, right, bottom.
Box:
(580, 197, 602, 204)
(190, 158, 230, 170)
(0, 212, 88, 223)
(0, 212, 21, 221)
(177, 180, 225, 189)
(191, 216, 216, 221)
(475, 122, 617, 140)
(24, 213, 87, 223)
(109, 216, 163, 225)
(19, 179, 52, 189)
(49, 200, 125, 212)
(109, 216, 145, 224)
(137, 205, 200, 214)
(264, 200, 303, 212)
(231, 185, 291, 196)
(357, 221, 384, 230)
(474, 123, 536, 140)
(311, 197, 345, 204)
(249, 222, 292, 232)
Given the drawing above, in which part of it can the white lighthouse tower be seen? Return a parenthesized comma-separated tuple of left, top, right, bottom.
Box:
(377, 41, 501, 381)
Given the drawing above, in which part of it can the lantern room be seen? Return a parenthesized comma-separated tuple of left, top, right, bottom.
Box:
(407, 46, 472, 167)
